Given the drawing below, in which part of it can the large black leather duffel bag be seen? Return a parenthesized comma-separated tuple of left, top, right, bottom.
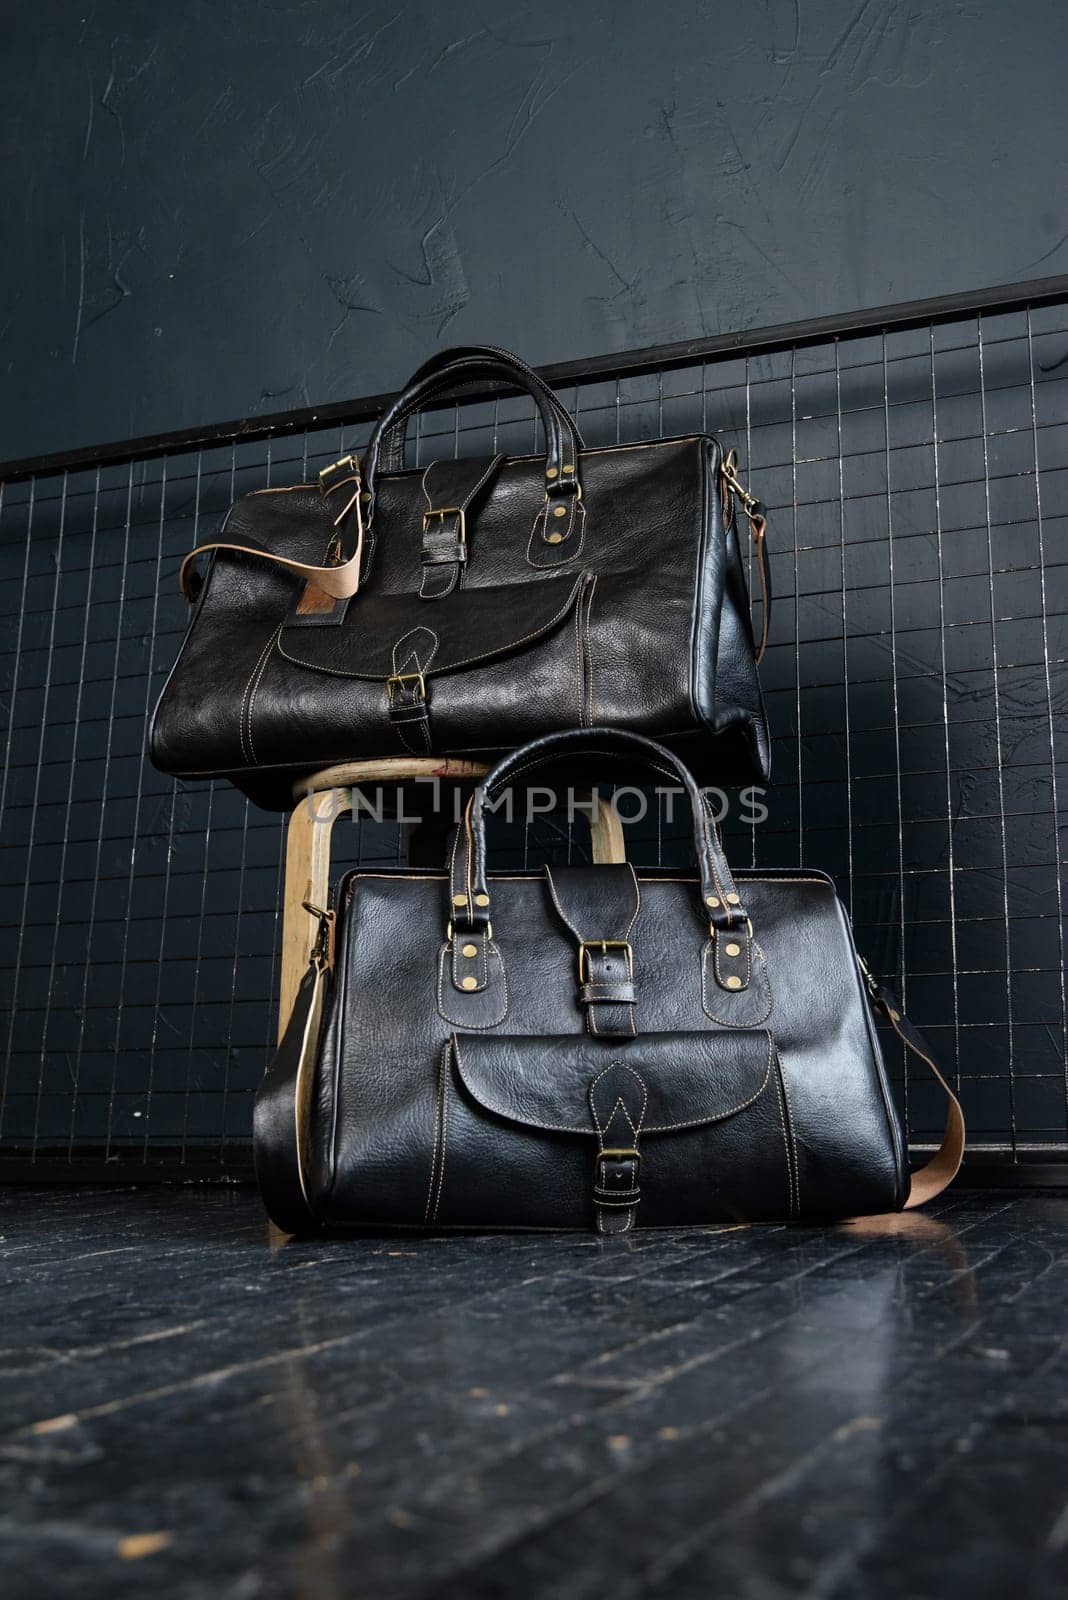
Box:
(255, 729, 963, 1234)
(150, 346, 772, 809)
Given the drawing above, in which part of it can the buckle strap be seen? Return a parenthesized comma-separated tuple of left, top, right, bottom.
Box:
(588, 1062, 646, 1235)
(577, 940, 635, 1037)
(419, 456, 504, 600)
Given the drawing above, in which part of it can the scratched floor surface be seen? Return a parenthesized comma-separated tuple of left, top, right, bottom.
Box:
(1, 1187, 1066, 1599)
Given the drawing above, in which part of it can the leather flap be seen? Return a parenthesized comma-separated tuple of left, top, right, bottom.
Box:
(451, 1030, 775, 1137)
(278, 570, 586, 680)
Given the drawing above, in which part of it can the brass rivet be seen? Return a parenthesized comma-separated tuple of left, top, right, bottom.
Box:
(553, 504, 567, 518)
(562, 463, 575, 474)
(461, 976, 478, 991)
(726, 942, 740, 957)
(474, 893, 490, 907)
(546, 466, 559, 479)
(705, 895, 720, 908)
(547, 531, 564, 544)
(725, 892, 741, 906)
(726, 975, 743, 990)
(452, 893, 468, 907)
(462, 943, 478, 958)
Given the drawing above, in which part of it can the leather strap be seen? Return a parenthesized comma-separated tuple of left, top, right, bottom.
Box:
(364, 353, 582, 511)
(453, 729, 750, 940)
(379, 345, 585, 473)
(178, 456, 366, 605)
(253, 956, 328, 1233)
(867, 978, 965, 1207)
(419, 455, 504, 599)
(750, 512, 771, 664)
(544, 864, 640, 1037)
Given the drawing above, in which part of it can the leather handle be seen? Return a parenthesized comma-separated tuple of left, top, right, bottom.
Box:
(364, 350, 583, 509)
(378, 345, 583, 474)
(450, 728, 746, 934)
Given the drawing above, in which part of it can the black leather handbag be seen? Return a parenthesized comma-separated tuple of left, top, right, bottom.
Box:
(255, 729, 963, 1234)
(150, 346, 772, 810)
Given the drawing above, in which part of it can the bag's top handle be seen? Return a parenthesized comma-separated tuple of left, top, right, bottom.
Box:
(363, 348, 584, 514)
(376, 345, 584, 474)
(448, 727, 748, 938)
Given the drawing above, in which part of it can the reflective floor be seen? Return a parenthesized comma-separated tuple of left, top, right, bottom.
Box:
(1, 1187, 1066, 1599)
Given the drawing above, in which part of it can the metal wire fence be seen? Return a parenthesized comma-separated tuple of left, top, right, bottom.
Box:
(1, 280, 1067, 1179)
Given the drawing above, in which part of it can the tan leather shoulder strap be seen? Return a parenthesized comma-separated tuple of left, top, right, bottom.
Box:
(869, 983, 965, 1207)
(179, 455, 365, 604)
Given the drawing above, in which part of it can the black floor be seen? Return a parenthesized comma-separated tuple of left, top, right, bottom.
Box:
(2, 1188, 1067, 1599)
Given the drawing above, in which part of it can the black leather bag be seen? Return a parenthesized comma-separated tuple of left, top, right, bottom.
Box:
(150, 346, 772, 810)
(255, 729, 963, 1234)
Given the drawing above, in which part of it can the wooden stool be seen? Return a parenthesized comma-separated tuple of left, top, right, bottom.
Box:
(279, 757, 626, 1037)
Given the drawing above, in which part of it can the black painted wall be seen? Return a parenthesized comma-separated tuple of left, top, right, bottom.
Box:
(3, 1, 1067, 463)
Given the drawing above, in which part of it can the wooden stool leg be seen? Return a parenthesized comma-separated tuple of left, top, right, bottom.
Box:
(590, 796, 626, 864)
(279, 788, 347, 1041)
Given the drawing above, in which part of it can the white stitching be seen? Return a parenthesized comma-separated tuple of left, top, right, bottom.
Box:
(449, 1036, 773, 1136)
(424, 1044, 448, 1224)
(278, 573, 584, 678)
(242, 625, 282, 765)
(436, 941, 509, 1028)
(590, 1062, 648, 1139)
(772, 1063, 797, 1221)
(431, 1066, 450, 1224)
(582, 573, 596, 725)
(777, 1058, 801, 1217)
(526, 496, 586, 569)
(701, 939, 772, 1026)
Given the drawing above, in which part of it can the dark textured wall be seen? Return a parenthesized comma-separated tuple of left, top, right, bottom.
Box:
(3, 0, 1067, 463)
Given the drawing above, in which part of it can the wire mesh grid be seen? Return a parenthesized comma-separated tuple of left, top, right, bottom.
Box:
(1, 298, 1066, 1175)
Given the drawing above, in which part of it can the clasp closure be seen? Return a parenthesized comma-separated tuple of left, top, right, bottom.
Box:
(577, 939, 633, 984)
(721, 447, 765, 525)
(302, 900, 336, 972)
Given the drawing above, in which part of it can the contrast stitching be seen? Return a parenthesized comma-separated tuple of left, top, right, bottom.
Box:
(778, 1058, 801, 1216)
(701, 939, 773, 1026)
(430, 1068, 450, 1224)
(392, 624, 440, 676)
(640, 1034, 774, 1131)
(772, 1065, 797, 1221)
(423, 1043, 448, 1224)
(435, 941, 510, 1028)
(582, 573, 597, 725)
(526, 497, 586, 569)
(590, 1062, 648, 1137)
(279, 574, 585, 679)
(241, 624, 282, 766)
(714, 924, 753, 990)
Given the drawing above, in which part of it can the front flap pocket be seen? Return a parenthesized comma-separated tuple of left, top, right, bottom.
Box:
(278, 570, 587, 680)
(444, 1030, 791, 1232)
(451, 1030, 775, 1136)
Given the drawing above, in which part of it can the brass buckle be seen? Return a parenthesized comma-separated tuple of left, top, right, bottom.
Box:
(578, 939, 633, 983)
(319, 452, 360, 483)
(386, 671, 426, 706)
(422, 506, 467, 541)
